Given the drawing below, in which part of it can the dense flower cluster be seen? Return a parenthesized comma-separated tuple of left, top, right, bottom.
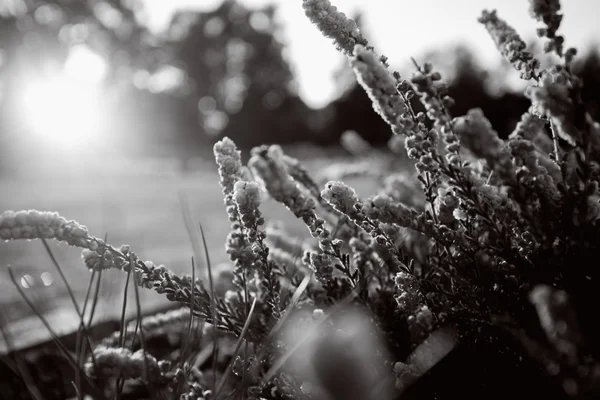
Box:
(301, 0, 368, 55)
(528, 0, 565, 56)
(0, 210, 91, 247)
(248, 144, 342, 286)
(85, 345, 163, 382)
(478, 9, 540, 80)
(304, 0, 600, 397)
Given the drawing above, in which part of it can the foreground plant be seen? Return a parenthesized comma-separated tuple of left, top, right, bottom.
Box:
(3, 0, 600, 399)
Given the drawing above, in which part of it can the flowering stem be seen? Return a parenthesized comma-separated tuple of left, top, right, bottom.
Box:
(549, 119, 562, 163)
(424, 172, 439, 225)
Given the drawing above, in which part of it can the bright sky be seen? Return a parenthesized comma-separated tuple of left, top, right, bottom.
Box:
(143, 0, 600, 108)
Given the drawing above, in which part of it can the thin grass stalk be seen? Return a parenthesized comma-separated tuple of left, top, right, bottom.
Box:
(176, 262, 198, 398)
(115, 269, 132, 400)
(245, 272, 313, 398)
(118, 270, 132, 348)
(0, 354, 18, 376)
(86, 233, 108, 331)
(214, 297, 258, 399)
(261, 257, 397, 385)
(193, 339, 213, 370)
(260, 271, 312, 353)
(192, 318, 206, 362)
(130, 316, 141, 350)
(0, 314, 45, 400)
(131, 253, 158, 396)
(7, 269, 107, 399)
(179, 191, 206, 271)
(261, 286, 359, 384)
(76, 269, 98, 371)
(198, 222, 219, 391)
(7, 266, 78, 370)
(71, 381, 82, 400)
(179, 256, 197, 369)
(87, 269, 102, 330)
(38, 238, 87, 399)
(38, 237, 82, 312)
(240, 258, 250, 398)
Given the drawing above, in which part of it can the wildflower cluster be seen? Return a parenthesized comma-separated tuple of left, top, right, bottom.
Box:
(0, 210, 91, 248)
(304, 0, 600, 396)
(248, 144, 349, 290)
(528, 0, 565, 56)
(4, 0, 600, 399)
(301, 0, 368, 55)
(85, 345, 164, 382)
(478, 9, 540, 80)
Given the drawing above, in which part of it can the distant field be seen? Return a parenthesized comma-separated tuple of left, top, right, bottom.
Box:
(0, 155, 385, 351)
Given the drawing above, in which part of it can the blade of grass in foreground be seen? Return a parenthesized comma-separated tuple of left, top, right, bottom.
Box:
(0, 313, 45, 400)
(76, 269, 98, 371)
(7, 267, 107, 399)
(39, 236, 92, 400)
(173, 257, 199, 397)
(261, 283, 358, 385)
(180, 194, 220, 389)
(198, 222, 219, 392)
(179, 257, 197, 369)
(131, 253, 159, 397)
(214, 297, 258, 399)
(179, 191, 206, 272)
(86, 233, 108, 331)
(255, 271, 312, 366)
(7, 266, 78, 369)
(115, 269, 132, 400)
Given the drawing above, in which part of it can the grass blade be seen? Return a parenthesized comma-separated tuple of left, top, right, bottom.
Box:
(265, 271, 312, 344)
(198, 222, 219, 391)
(115, 269, 132, 400)
(0, 313, 45, 400)
(86, 233, 108, 332)
(76, 269, 98, 371)
(38, 237, 92, 400)
(87, 269, 102, 330)
(118, 270, 132, 348)
(179, 191, 205, 271)
(39, 236, 83, 318)
(261, 286, 357, 385)
(214, 297, 257, 399)
(131, 254, 157, 396)
(254, 271, 313, 366)
(179, 257, 197, 368)
(7, 266, 78, 370)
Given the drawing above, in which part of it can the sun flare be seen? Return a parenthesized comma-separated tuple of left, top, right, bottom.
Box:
(16, 45, 107, 151)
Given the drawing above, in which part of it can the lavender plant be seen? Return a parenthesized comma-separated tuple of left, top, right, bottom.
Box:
(3, 0, 600, 399)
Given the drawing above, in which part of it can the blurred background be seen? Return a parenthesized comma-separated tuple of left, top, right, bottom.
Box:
(1, 0, 600, 351)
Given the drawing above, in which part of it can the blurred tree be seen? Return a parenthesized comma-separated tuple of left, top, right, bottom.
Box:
(166, 0, 313, 149)
(0, 0, 317, 171)
(0, 0, 165, 78)
(0, 0, 169, 172)
(1, 0, 599, 173)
